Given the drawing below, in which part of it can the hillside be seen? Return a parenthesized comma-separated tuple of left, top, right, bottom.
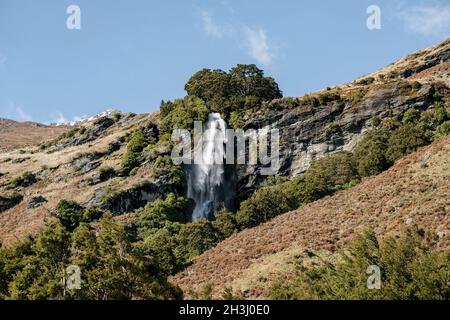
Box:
(171, 136, 450, 299)
(0, 118, 70, 152)
(0, 39, 449, 247)
(0, 112, 159, 245)
(0, 36, 448, 301)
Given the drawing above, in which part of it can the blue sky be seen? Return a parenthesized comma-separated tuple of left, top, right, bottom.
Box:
(0, 0, 449, 124)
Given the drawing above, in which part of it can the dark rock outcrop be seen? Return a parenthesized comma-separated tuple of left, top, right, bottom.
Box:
(85, 180, 175, 215)
(235, 82, 439, 201)
(27, 196, 48, 209)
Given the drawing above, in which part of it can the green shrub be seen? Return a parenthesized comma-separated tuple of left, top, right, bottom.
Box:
(99, 167, 116, 181)
(435, 121, 450, 138)
(318, 91, 341, 105)
(1, 216, 182, 300)
(138, 193, 188, 237)
(353, 128, 392, 177)
(269, 227, 449, 300)
(155, 156, 185, 193)
(304, 151, 359, 193)
(160, 96, 209, 132)
(113, 113, 122, 123)
(403, 107, 420, 124)
(55, 200, 84, 231)
(121, 129, 148, 175)
(11, 171, 37, 188)
(386, 124, 429, 162)
(176, 220, 219, 261)
(0, 192, 23, 213)
(236, 186, 294, 229)
(212, 210, 238, 241)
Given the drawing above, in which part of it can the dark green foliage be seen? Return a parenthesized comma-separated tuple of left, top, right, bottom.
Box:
(113, 113, 122, 123)
(228, 64, 282, 100)
(184, 69, 231, 102)
(135, 228, 181, 276)
(269, 227, 449, 300)
(155, 156, 186, 193)
(435, 121, 450, 138)
(99, 167, 116, 181)
(402, 107, 421, 124)
(55, 200, 85, 231)
(353, 128, 392, 177)
(176, 220, 220, 261)
(11, 171, 37, 188)
(138, 193, 188, 237)
(7, 222, 71, 300)
(180, 64, 282, 120)
(299, 94, 319, 107)
(160, 96, 209, 132)
(0, 216, 182, 300)
(0, 192, 23, 213)
(236, 186, 294, 229)
(386, 124, 429, 163)
(212, 210, 238, 241)
(318, 91, 341, 105)
(121, 128, 150, 175)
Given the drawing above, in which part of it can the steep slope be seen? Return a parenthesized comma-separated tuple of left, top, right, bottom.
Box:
(0, 112, 160, 246)
(236, 38, 450, 199)
(0, 118, 70, 151)
(172, 136, 450, 298)
(0, 38, 448, 252)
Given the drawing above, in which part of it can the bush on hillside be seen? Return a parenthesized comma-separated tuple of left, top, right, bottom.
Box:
(269, 227, 449, 300)
(11, 171, 37, 188)
(386, 124, 429, 163)
(352, 128, 392, 177)
(236, 186, 294, 229)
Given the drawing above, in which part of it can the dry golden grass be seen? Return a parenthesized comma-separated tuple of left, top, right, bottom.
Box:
(0, 112, 159, 246)
(0, 118, 70, 152)
(171, 136, 450, 299)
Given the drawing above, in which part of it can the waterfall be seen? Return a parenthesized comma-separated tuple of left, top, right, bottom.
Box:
(187, 113, 232, 221)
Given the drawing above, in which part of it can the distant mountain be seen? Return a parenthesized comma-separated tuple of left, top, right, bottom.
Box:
(0, 118, 70, 151)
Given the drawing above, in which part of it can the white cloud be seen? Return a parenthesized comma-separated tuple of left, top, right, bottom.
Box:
(242, 26, 274, 67)
(196, 7, 276, 67)
(199, 9, 231, 38)
(400, 4, 450, 38)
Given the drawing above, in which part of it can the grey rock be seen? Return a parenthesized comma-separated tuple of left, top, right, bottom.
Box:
(27, 196, 48, 209)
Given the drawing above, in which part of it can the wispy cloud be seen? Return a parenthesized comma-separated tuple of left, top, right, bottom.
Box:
(5, 101, 33, 121)
(242, 26, 274, 67)
(0, 54, 7, 66)
(196, 7, 276, 67)
(198, 9, 232, 39)
(399, 4, 450, 38)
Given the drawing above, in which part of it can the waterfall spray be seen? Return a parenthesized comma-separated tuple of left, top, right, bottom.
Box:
(187, 113, 229, 220)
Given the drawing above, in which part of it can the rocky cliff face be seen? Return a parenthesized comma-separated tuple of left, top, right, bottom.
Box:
(235, 39, 450, 200)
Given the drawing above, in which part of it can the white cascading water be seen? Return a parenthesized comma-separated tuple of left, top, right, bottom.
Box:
(187, 113, 228, 221)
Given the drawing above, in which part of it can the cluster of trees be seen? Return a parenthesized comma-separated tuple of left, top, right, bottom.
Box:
(0, 214, 182, 300)
(269, 227, 449, 300)
(160, 64, 282, 132)
(136, 196, 238, 274)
